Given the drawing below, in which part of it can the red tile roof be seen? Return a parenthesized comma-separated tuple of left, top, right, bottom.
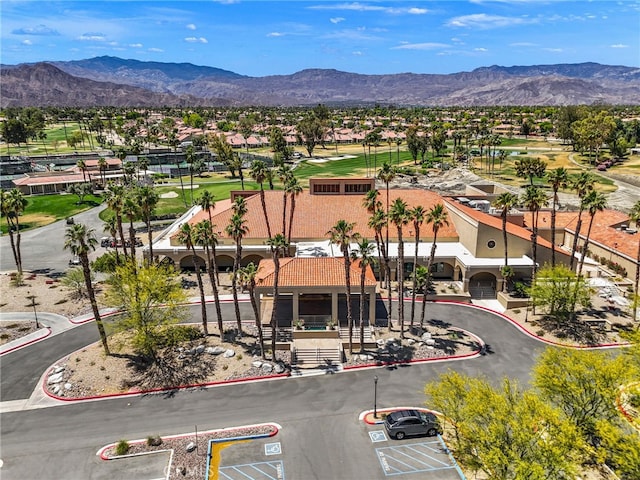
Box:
(255, 257, 377, 288)
(187, 188, 459, 242)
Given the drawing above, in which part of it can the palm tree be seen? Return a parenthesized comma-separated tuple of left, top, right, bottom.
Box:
(77, 159, 88, 182)
(177, 223, 208, 335)
(122, 193, 140, 260)
(250, 160, 273, 239)
(389, 198, 410, 339)
(629, 201, 640, 321)
(351, 238, 376, 351)
(363, 189, 386, 288)
(276, 164, 293, 237)
(197, 190, 220, 283)
(266, 233, 288, 361)
(327, 220, 360, 354)
(521, 186, 548, 278)
(415, 265, 430, 330)
(194, 220, 224, 337)
(185, 145, 196, 205)
(425, 203, 450, 289)
(493, 192, 519, 292)
(225, 209, 248, 338)
(377, 164, 396, 327)
(576, 191, 607, 280)
(64, 223, 109, 355)
(97, 157, 108, 186)
(105, 183, 128, 257)
(569, 172, 595, 271)
(136, 186, 159, 263)
(102, 216, 121, 264)
(546, 167, 569, 267)
(237, 263, 265, 359)
(409, 205, 426, 329)
(1, 189, 28, 274)
(285, 176, 303, 246)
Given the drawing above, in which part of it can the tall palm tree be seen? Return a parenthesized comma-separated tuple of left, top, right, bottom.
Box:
(1, 189, 28, 274)
(105, 183, 128, 257)
(197, 191, 220, 283)
(250, 160, 273, 239)
(194, 220, 224, 337)
(64, 223, 109, 355)
(103, 216, 121, 264)
(351, 238, 376, 351)
(177, 223, 208, 335)
(185, 145, 197, 205)
(377, 163, 395, 321)
(546, 167, 569, 267)
(389, 198, 410, 339)
(415, 265, 430, 330)
(237, 262, 265, 359)
(409, 205, 426, 329)
(521, 186, 548, 278)
(576, 191, 607, 280)
(122, 193, 140, 260)
(629, 201, 640, 322)
(97, 157, 108, 186)
(136, 186, 159, 264)
(285, 175, 303, 247)
(327, 220, 360, 354)
(225, 209, 248, 338)
(493, 192, 519, 292)
(277, 164, 293, 237)
(363, 190, 385, 288)
(569, 172, 595, 270)
(266, 233, 288, 361)
(425, 203, 450, 288)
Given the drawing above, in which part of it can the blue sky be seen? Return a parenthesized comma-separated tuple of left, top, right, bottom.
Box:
(2, 1, 639, 76)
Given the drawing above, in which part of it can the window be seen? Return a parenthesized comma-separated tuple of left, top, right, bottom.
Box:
(312, 183, 340, 193)
(344, 183, 369, 193)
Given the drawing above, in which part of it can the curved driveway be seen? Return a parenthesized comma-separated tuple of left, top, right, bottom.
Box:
(0, 301, 545, 479)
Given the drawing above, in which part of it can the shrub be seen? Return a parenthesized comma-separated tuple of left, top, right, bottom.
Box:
(236, 353, 243, 361)
(536, 330, 545, 337)
(146, 435, 163, 447)
(513, 309, 521, 314)
(0, 333, 9, 340)
(115, 440, 130, 456)
(161, 325, 202, 347)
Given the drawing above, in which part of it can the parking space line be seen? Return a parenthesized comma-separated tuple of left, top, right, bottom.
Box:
(376, 442, 459, 477)
(218, 460, 284, 480)
(402, 444, 452, 467)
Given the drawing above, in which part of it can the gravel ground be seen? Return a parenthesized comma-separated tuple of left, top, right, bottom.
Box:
(101, 424, 278, 480)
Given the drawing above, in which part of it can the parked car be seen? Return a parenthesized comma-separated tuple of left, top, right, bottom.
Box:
(68, 257, 81, 266)
(384, 409, 441, 440)
(100, 237, 114, 248)
(597, 164, 608, 171)
(65, 217, 75, 225)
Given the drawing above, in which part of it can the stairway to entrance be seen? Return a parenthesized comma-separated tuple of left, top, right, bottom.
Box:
(291, 338, 343, 367)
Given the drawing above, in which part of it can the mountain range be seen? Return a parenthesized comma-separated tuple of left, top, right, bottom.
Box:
(1, 56, 639, 108)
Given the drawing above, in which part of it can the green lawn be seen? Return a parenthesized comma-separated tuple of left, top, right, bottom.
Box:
(0, 193, 103, 233)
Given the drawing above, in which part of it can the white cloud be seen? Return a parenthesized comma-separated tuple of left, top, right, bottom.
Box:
(77, 32, 107, 42)
(186, 23, 197, 30)
(392, 42, 450, 50)
(21, 39, 33, 45)
(309, 3, 428, 15)
(12, 25, 60, 36)
(184, 36, 208, 43)
(610, 44, 629, 48)
(474, 47, 488, 52)
(330, 17, 345, 24)
(148, 48, 164, 52)
(198, 37, 208, 44)
(510, 42, 538, 47)
(446, 13, 536, 29)
(543, 47, 563, 53)
(129, 43, 143, 48)
(352, 50, 363, 56)
(108, 41, 118, 46)
(267, 32, 285, 37)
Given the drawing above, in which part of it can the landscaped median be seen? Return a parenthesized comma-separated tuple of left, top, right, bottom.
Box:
(97, 422, 280, 480)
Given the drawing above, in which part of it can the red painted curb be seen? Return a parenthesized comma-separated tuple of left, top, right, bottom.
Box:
(433, 300, 631, 350)
(44, 370, 291, 402)
(0, 327, 52, 356)
(363, 407, 437, 425)
(98, 423, 280, 460)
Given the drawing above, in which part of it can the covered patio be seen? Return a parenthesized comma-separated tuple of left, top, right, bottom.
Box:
(254, 257, 378, 331)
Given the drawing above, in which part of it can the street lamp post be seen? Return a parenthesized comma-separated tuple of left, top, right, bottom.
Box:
(373, 375, 379, 418)
(27, 291, 39, 329)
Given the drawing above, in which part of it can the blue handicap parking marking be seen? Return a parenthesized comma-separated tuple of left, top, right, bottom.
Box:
(376, 440, 460, 477)
(219, 460, 285, 480)
(265, 442, 282, 456)
(369, 430, 388, 443)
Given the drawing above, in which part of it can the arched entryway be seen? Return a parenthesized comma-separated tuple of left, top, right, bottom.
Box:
(242, 254, 265, 267)
(468, 272, 497, 299)
(179, 255, 207, 271)
(215, 254, 235, 272)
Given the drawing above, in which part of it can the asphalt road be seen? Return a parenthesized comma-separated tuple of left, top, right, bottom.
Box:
(0, 204, 107, 274)
(0, 302, 545, 480)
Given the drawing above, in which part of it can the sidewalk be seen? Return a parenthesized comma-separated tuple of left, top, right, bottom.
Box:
(0, 312, 73, 355)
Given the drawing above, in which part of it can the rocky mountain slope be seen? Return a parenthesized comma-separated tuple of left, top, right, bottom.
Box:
(2, 57, 639, 107)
